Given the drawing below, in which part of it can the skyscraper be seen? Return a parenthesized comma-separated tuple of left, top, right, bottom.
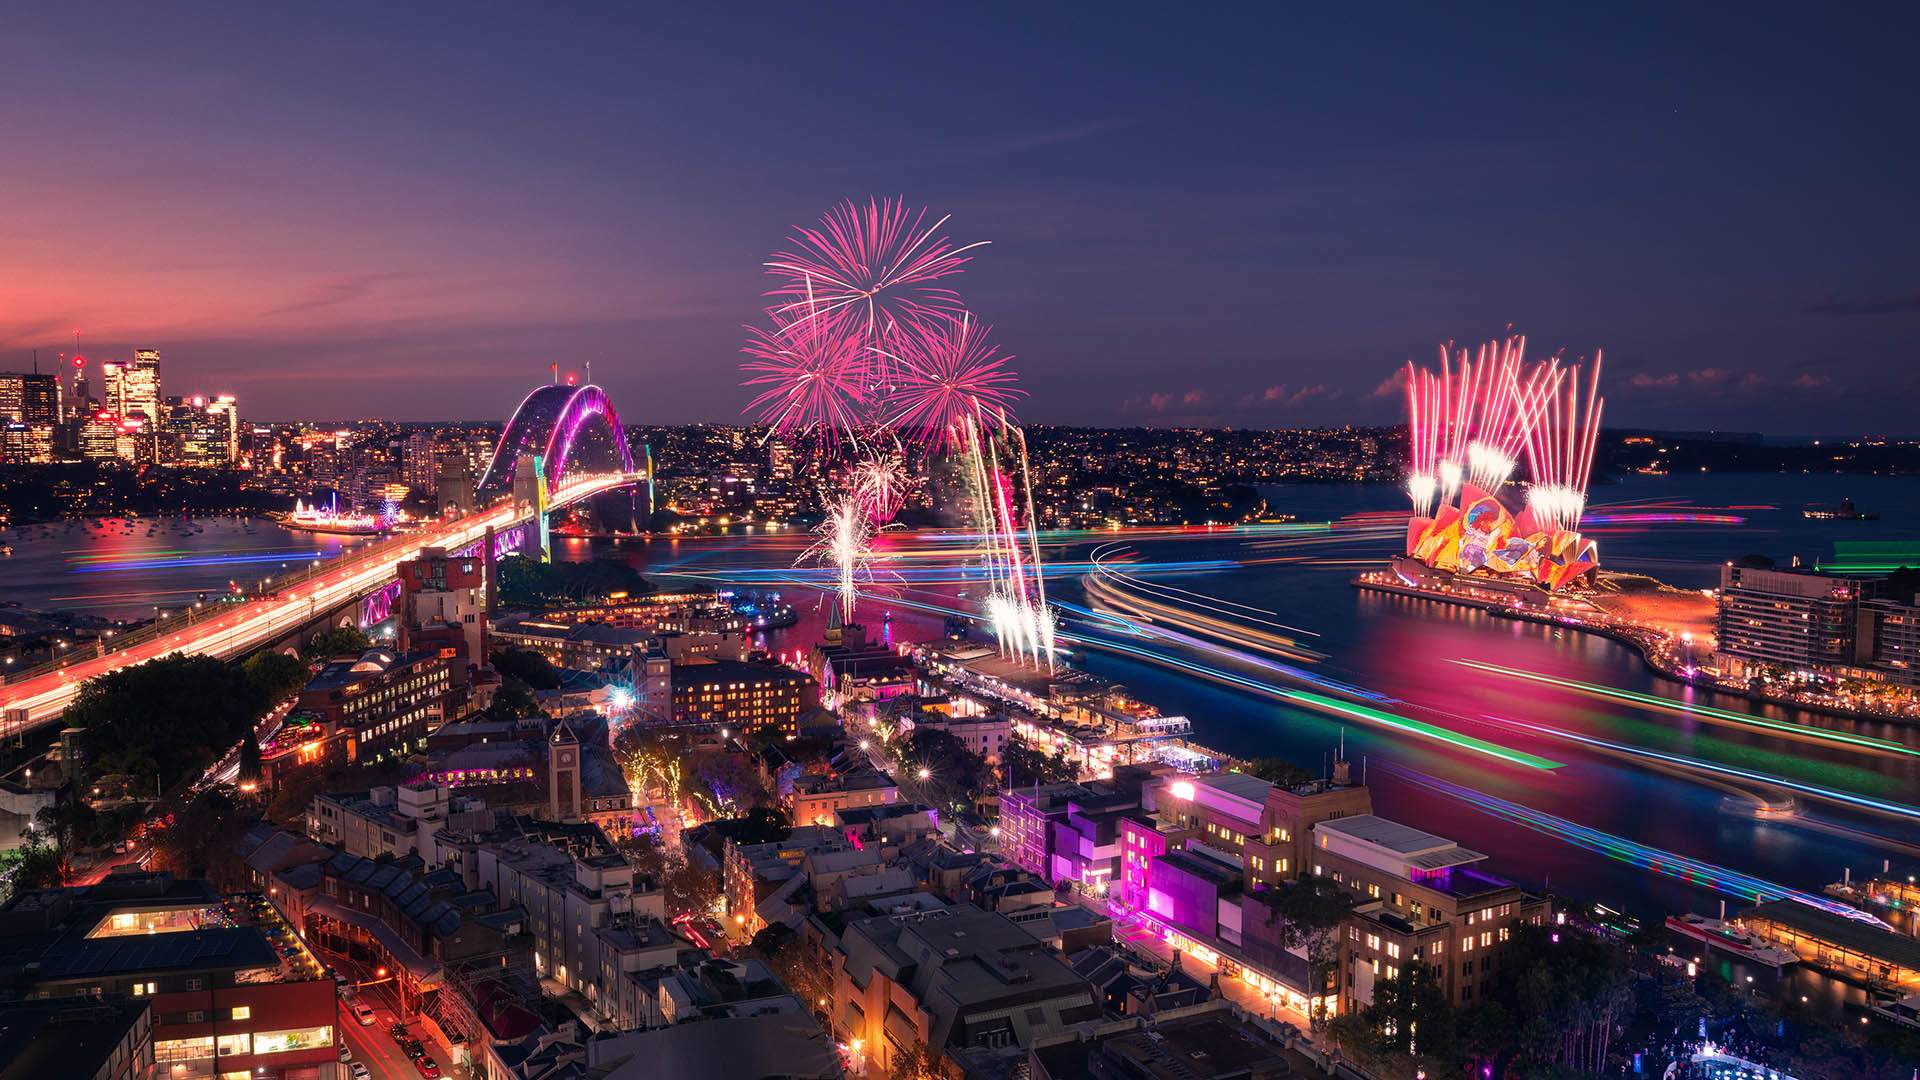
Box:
(403, 430, 438, 495)
(0, 372, 58, 425)
(102, 349, 161, 426)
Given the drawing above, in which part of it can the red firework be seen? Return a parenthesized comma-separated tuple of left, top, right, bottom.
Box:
(764, 197, 987, 341)
(740, 310, 873, 441)
(876, 312, 1023, 446)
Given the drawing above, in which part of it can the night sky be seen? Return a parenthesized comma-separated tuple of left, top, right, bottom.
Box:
(4, 7, 1916, 433)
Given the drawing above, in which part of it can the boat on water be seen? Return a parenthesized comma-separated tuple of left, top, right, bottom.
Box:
(1664, 912, 1799, 969)
(1803, 497, 1878, 521)
(1868, 992, 1920, 1031)
(270, 497, 391, 537)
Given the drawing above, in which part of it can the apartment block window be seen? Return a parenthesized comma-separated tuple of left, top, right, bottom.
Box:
(1386, 942, 1401, 960)
(1366, 934, 1380, 950)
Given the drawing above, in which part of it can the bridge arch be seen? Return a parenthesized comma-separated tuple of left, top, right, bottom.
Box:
(479, 382, 648, 529)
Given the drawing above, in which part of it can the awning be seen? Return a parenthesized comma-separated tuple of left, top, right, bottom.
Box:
(310, 894, 445, 985)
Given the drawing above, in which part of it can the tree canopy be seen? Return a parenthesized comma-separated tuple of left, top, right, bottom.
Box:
(64, 654, 276, 793)
(302, 625, 372, 659)
(490, 647, 563, 690)
(999, 735, 1077, 787)
(497, 557, 651, 607)
(242, 650, 313, 701)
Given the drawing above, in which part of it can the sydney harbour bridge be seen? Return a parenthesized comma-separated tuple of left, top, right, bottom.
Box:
(0, 382, 649, 737)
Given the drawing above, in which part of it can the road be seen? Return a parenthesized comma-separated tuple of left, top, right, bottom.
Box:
(0, 472, 634, 735)
(332, 948, 461, 1080)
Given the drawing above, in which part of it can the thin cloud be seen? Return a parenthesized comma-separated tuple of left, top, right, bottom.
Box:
(1804, 291, 1920, 316)
(262, 272, 422, 318)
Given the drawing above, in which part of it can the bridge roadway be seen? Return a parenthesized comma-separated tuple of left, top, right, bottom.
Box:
(0, 471, 637, 737)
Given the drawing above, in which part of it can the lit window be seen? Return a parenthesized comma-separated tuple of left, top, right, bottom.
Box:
(252, 1026, 333, 1055)
(232, 1006, 251, 1020)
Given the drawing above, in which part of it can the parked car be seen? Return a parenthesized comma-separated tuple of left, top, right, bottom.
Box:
(415, 1056, 441, 1078)
(349, 1064, 371, 1080)
(338, 1045, 352, 1063)
(350, 1001, 377, 1026)
(389, 1021, 409, 1040)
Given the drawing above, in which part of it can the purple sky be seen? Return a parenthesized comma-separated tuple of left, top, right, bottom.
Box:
(3, 7, 1917, 433)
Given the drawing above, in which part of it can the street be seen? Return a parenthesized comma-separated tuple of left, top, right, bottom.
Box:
(330, 948, 461, 1080)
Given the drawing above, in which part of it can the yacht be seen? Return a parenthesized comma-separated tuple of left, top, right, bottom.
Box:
(1664, 912, 1799, 969)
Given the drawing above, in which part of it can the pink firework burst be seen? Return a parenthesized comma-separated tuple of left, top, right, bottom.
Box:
(850, 451, 916, 524)
(764, 197, 987, 342)
(877, 312, 1023, 446)
(740, 311, 873, 442)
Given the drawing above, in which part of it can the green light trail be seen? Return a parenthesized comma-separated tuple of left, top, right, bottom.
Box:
(1454, 659, 1919, 757)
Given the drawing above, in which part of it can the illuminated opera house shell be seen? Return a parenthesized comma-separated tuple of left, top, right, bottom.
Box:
(1405, 482, 1597, 592)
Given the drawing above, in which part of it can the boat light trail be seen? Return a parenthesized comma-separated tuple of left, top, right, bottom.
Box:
(1453, 658, 1919, 758)
(1075, 634, 1560, 770)
(1484, 715, 1920, 822)
(1379, 761, 1891, 927)
(71, 550, 343, 573)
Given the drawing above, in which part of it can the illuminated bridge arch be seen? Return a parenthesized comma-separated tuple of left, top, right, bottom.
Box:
(480, 383, 649, 528)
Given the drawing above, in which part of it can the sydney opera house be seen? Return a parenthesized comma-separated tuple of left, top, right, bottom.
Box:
(1393, 337, 1604, 594)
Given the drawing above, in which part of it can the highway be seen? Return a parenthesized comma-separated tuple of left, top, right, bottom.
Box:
(0, 472, 635, 737)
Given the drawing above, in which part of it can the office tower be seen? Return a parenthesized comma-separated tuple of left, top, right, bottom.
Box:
(206, 394, 240, 465)
(0, 371, 59, 425)
(404, 430, 438, 495)
(102, 348, 161, 426)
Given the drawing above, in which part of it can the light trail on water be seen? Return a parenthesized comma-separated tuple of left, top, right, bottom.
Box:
(1378, 761, 1891, 926)
(1454, 658, 1919, 758)
(1483, 715, 1920, 822)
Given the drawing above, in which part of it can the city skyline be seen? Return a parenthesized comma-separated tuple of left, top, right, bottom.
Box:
(4, 8, 1917, 433)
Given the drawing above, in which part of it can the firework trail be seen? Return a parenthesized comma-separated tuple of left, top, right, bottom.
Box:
(740, 303, 873, 443)
(744, 197, 1056, 670)
(849, 448, 916, 525)
(961, 417, 1056, 669)
(874, 311, 1024, 446)
(1521, 352, 1604, 532)
(764, 197, 987, 349)
(803, 493, 883, 624)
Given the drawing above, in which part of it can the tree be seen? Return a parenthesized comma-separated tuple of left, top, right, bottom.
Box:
(487, 678, 545, 721)
(489, 647, 563, 690)
(734, 805, 792, 845)
(64, 654, 272, 795)
(496, 557, 650, 607)
(887, 1041, 945, 1080)
(1486, 923, 1633, 1075)
(903, 727, 991, 807)
(999, 736, 1076, 787)
(242, 650, 313, 701)
(1241, 757, 1316, 787)
(238, 734, 263, 786)
(303, 626, 372, 659)
(752, 923, 831, 1016)
(156, 788, 253, 883)
(1252, 874, 1352, 1031)
(0, 836, 66, 900)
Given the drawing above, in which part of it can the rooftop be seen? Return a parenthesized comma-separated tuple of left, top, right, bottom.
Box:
(1317, 814, 1487, 871)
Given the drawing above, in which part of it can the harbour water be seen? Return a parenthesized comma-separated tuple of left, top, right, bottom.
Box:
(6, 474, 1917, 1009)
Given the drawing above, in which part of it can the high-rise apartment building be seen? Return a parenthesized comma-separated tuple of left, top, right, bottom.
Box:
(404, 430, 438, 495)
